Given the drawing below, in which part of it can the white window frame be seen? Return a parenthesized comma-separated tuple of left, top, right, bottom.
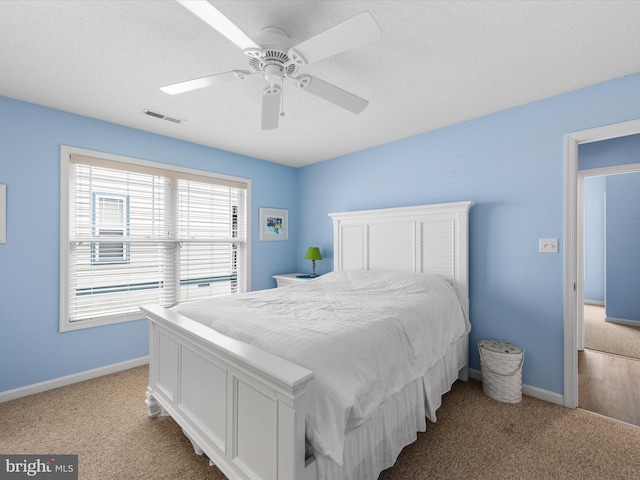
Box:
(59, 146, 252, 332)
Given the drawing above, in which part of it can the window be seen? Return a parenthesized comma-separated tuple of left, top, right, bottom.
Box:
(60, 147, 250, 331)
(92, 193, 129, 264)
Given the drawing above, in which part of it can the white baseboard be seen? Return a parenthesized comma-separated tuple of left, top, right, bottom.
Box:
(3, 359, 567, 407)
(469, 368, 564, 406)
(605, 316, 640, 327)
(584, 300, 604, 306)
(0, 356, 149, 403)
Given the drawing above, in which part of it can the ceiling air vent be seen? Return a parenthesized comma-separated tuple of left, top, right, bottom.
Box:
(143, 109, 184, 125)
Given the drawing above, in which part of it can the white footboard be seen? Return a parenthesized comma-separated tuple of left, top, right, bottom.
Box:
(141, 304, 317, 480)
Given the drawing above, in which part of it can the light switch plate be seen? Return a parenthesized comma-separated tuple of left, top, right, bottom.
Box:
(539, 238, 558, 253)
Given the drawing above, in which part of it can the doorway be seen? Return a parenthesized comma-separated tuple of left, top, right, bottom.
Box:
(577, 166, 640, 425)
(563, 118, 640, 410)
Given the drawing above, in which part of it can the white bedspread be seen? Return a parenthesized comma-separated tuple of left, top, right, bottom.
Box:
(171, 270, 470, 465)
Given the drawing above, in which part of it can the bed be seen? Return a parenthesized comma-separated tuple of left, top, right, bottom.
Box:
(141, 201, 473, 480)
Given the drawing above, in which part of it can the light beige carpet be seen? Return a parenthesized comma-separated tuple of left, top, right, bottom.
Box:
(2, 365, 640, 479)
(584, 304, 640, 360)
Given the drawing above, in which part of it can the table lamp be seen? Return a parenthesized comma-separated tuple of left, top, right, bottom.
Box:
(304, 247, 322, 277)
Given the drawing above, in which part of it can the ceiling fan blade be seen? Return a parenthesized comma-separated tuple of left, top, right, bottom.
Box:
(161, 70, 249, 95)
(288, 11, 381, 67)
(176, 0, 264, 58)
(295, 75, 369, 114)
(261, 85, 281, 130)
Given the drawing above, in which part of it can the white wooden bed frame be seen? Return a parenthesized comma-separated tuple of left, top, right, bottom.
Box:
(141, 201, 473, 480)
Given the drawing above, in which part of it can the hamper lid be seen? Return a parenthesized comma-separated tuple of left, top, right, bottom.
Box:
(478, 339, 523, 354)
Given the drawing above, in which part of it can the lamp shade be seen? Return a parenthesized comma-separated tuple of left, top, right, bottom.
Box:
(304, 247, 322, 261)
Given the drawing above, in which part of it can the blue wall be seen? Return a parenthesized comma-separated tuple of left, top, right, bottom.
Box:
(296, 72, 640, 396)
(579, 133, 640, 170)
(583, 176, 605, 303)
(0, 96, 298, 392)
(582, 174, 640, 316)
(580, 134, 640, 319)
(4, 68, 640, 397)
(605, 172, 640, 322)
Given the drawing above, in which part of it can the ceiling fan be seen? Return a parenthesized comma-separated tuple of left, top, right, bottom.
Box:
(161, 0, 382, 130)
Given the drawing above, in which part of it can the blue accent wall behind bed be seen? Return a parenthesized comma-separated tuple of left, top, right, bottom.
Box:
(296, 71, 640, 396)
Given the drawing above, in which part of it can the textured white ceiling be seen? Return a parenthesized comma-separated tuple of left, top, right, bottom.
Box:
(2, 1, 640, 167)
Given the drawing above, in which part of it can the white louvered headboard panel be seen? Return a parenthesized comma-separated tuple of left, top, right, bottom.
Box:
(329, 202, 473, 317)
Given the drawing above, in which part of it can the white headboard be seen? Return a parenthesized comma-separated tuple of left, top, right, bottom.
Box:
(329, 201, 473, 317)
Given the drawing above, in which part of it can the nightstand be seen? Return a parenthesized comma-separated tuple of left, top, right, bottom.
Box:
(272, 273, 319, 287)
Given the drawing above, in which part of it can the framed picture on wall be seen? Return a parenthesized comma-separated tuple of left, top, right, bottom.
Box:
(259, 207, 288, 241)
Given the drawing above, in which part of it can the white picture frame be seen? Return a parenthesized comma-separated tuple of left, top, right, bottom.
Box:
(0, 184, 6, 244)
(259, 207, 288, 241)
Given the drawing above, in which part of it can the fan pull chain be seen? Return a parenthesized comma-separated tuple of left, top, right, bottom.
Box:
(280, 80, 285, 117)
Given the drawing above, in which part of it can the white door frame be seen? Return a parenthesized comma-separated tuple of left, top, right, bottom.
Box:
(564, 118, 640, 408)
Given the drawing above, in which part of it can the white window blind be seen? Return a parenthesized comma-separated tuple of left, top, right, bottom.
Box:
(61, 151, 248, 330)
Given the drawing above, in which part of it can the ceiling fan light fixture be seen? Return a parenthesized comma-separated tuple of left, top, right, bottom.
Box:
(166, 2, 381, 129)
(263, 64, 283, 84)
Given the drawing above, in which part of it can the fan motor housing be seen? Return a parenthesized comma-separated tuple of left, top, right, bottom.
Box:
(249, 27, 298, 80)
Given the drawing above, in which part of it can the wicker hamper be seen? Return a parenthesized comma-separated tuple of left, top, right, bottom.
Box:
(478, 339, 524, 403)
